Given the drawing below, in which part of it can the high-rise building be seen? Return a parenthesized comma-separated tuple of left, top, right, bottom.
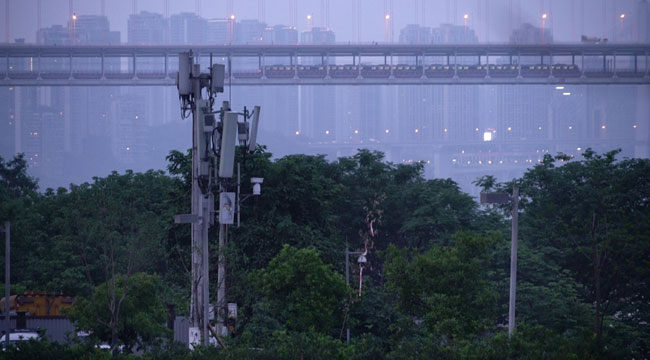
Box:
(509, 23, 553, 44)
(300, 28, 336, 142)
(398, 24, 480, 146)
(0, 86, 15, 160)
(36, 25, 69, 45)
(301, 27, 335, 44)
(71, 15, 121, 44)
(112, 93, 147, 166)
(170, 13, 206, 44)
(268, 25, 299, 44)
(206, 18, 228, 44)
(128, 11, 166, 44)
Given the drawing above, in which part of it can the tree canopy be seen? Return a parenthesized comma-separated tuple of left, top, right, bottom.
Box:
(0, 147, 648, 359)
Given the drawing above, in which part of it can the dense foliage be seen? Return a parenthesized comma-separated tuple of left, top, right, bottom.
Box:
(0, 147, 648, 359)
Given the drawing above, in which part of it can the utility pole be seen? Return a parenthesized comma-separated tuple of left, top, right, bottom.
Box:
(345, 243, 366, 344)
(508, 186, 519, 337)
(480, 186, 519, 337)
(3, 221, 9, 348)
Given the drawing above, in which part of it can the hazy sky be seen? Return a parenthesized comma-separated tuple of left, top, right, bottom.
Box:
(3, 0, 642, 43)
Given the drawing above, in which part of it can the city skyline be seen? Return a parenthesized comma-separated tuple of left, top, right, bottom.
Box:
(1, 0, 649, 194)
(3, 0, 649, 44)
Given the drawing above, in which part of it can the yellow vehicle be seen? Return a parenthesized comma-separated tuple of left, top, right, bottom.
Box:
(0, 291, 74, 316)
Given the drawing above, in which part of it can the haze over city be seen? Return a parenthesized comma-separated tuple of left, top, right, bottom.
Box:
(1, 0, 649, 194)
(1, 0, 650, 357)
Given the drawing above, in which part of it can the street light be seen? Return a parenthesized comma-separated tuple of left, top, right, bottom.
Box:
(384, 14, 391, 43)
(619, 14, 626, 39)
(463, 14, 469, 36)
(541, 13, 548, 44)
(480, 187, 519, 337)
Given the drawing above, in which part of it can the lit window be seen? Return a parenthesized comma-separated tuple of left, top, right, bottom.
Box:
(483, 132, 492, 142)
(295, 131, 300, 135)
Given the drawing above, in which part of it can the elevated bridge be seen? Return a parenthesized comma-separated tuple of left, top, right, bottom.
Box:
(1, 43, 649, 86)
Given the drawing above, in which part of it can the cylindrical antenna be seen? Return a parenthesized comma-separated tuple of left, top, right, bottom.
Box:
(101, 0, 105, 17)
(196, 0, 200, 15)
(132, 0, 137, 15)
(164, 0, 169, 18)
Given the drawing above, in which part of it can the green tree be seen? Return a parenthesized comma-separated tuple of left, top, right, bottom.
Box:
(385, 232, 501, 349)
(251, 245, 347, 335)
(67, 273, 169, 353)
(515, 150, 650, 355)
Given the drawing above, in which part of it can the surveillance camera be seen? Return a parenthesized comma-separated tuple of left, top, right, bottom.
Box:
(251, 178, 263, 195)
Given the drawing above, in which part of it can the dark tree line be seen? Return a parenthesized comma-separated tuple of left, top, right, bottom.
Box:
(0, 147, 648, 359)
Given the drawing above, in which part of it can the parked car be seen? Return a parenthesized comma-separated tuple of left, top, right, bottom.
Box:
(0, 329, 42, 349)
